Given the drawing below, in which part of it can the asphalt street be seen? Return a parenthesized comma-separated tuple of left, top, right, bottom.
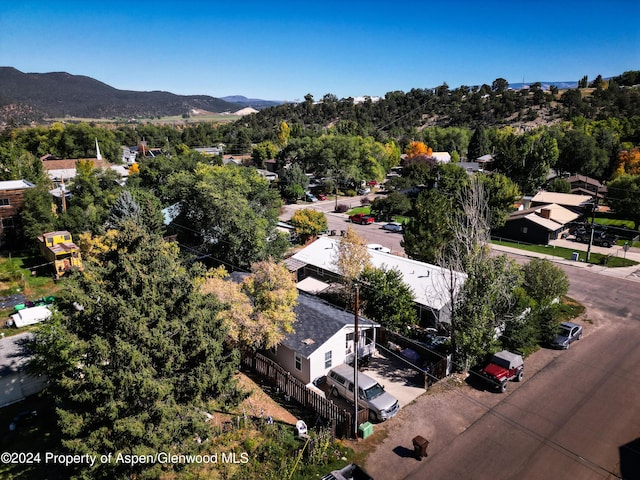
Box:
(280, 199, 640, 480)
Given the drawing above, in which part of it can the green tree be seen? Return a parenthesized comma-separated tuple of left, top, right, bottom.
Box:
(170, 163, 287, 269)
(29, 221, 240, 479)
(402, 189, 453, 264)
(522, 258, 569, 305)
(251, 141, 279, 168)
(20, 182, 58, 243)
(279, 163, 309, 201)
(467, 125, 491, 160)
(369, 191, 411, 222)
(547, 177, 572, 193)
(359, 266, 417, 333)
(557, 129, 607, 178)
(606, 174, 640, 229)
(477, 172, 521, 228)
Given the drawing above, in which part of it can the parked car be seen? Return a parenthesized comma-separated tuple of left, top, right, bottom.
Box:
(478, 350, 524, 393)
(322, 463, 374, 480)
(367, 243, 391, 253)
(550, 321, 583, 349)
(573, 226, 618, 247)
(349, 213, 375, 224)
(305, 192, 318, 202)
(382, 222, 403, 233)
(327, 364, 400, 422)
(317, 193, 327, 201)
(358, 187, 371, 195)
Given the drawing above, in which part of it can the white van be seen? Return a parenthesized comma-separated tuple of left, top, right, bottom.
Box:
(326, 364, 400, 422)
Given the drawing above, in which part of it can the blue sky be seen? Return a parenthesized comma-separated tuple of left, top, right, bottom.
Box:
(2, 1, 639, 101)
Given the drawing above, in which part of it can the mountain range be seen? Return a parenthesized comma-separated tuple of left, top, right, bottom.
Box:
(0, 67, 281, 124)
(0, 67, 581, 125)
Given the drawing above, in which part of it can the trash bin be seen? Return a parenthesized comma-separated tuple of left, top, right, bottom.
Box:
(359, 421, 374, 439)
(571, 252, 580, 261)
(412, 435, 429, 460)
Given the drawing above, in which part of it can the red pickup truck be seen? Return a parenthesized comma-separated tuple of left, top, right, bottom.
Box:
(349, 214, 375, 225)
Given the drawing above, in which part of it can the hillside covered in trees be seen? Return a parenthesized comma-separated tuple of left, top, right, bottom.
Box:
(0, 67, 242, 123)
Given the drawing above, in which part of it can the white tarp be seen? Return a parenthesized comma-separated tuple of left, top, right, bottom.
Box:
(10, 306, 52, 328)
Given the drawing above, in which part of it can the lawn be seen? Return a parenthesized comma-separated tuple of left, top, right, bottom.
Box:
(491, 240, 638, 268)
(0, 253, 60, 334)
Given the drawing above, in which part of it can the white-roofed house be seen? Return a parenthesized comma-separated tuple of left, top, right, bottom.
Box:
(285, 236, 466, 326)
(530, 191, 594, 214)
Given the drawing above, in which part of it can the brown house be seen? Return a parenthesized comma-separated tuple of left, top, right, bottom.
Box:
(0, 179, 35, 241)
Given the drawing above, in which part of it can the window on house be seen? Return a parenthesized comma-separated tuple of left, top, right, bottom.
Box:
(1, 217, 14, 228)
(521, 226, 528, 234)
(0, 199, 9, 206)
(324, 350, 332, 369)
(294, 352, 302, 371)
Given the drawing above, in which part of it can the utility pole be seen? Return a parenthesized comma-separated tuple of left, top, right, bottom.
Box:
(353, 284, 359, 440)
(586, 193, 600, 262)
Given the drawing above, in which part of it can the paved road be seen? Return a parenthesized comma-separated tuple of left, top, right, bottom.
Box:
(280, 199, 404, 253)
(283, 200, 640, 478)
(362, 261, 640, 480)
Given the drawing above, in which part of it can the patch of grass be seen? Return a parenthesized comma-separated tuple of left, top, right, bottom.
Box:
(0, 254, 58, 297)
(594, 217, 635, 229)
(346, 206, 371, 216)
(491, 240, 638, 267)
(555, 296, 586, 321)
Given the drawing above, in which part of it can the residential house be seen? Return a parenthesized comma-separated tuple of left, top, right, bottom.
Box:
(493, 203, 581, 244)
(431, 152, 451, 163)
(566, 175, 606, 198)
(530, 191, 594, 214)
(41, 157, 112, 183)
(284, 236, 466, 326)
(37, 231, 83, 278)
(0, 180, 35, 243)
(268, 292, 378, 385)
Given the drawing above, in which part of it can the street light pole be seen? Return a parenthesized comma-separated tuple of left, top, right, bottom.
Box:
(586, 192, 600, 263)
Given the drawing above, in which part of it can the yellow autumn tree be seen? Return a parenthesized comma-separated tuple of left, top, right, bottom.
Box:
(332, 226, 372, 306)
(277, 121, 291, 148)
(202, 261, 298, 350)
(613, 147, 640, 178)
(76, 230, 119, 260)
(405, 141, 433, 158)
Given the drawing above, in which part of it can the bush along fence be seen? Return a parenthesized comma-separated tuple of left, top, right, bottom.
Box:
(241, 352, 367, 439)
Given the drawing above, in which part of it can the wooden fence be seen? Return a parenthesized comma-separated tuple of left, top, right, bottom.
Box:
(242, 352, 366, 438)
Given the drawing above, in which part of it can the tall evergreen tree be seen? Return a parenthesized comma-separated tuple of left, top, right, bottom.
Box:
(29, 221, 240, 479)
(467, 125, 490, 160)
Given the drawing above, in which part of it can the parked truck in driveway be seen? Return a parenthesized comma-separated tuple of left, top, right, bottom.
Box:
(349, 213, 375, 224)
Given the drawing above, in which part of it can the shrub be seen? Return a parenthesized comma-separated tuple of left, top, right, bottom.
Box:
(360, 196, 371, 205)
(344, 189, 357, 197)
(335, 204, 349, 213)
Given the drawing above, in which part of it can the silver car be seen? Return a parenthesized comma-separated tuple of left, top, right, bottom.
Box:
(550, 321, 583, 349)
(327, 364, 400, 422)
(382, 222, 403, 232)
